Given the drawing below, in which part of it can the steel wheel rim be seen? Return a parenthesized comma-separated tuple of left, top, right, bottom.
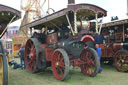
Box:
(80, 49, 97, 76)
(0, 56, 3, 85)
(114, 50, 128, 72)
(25, 39, 37, 72)
(52, 51, 65, 80)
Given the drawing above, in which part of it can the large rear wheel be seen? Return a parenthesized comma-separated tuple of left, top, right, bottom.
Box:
(114, 49, 128, 72)
(0, 54, 8, 85)
(52, 49, 70, 81)
(80, 47, 100, 77)
(25, 38, 41, 73)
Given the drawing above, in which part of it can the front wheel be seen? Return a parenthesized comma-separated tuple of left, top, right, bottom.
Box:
(52, 49, 70, 81)
(114, 49, 128, 72)
(0, 54, 8, 85)
(80, 47, 100, 77)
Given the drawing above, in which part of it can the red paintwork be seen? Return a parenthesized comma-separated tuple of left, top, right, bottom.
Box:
(72, 36, 80, 39)
(44, 47, 54, 61)
(114, 50, 128, 72)
(46, 33, 58, 44)
(52, 50, 65, 80)
(112, 43, 123, 52)
(100, 43, 123, 57)
(96, 44, 104, 48)
(40, 44, 48, 48)
(101, 47, 114, 57)
(81, 35, 95, 43)
(25, 39, 37, 72)
(80, 49, 97, 76)
(70, 59, 84, 66)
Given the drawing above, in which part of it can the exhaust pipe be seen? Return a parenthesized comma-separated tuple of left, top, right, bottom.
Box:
(68, 0, 75, 4)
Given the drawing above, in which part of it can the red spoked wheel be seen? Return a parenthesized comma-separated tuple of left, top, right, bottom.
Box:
(52, 49, 70, 81)
(25, 38, 41, 73)
(114, 49, 128, 72)
(80, 47, 100, 77)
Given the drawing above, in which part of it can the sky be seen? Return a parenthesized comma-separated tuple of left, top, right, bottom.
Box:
(0, 0, 127, 26)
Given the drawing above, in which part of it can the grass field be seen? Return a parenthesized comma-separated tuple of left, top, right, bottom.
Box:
(8, 58, 128, 85)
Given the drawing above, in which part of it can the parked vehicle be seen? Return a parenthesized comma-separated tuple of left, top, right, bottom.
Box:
(21, 0, 107, 80)
(98, 19, 128, 72)
(0, 4, 21, 85)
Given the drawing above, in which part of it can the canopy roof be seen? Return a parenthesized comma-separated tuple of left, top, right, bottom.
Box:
(102, 19, 128, 28)
(21, 3, 107, 30)
(0, 4, 21, 38)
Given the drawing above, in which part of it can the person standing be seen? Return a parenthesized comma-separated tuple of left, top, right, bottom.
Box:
(18, 45, 25, 69)
(95, 33, 105, 73)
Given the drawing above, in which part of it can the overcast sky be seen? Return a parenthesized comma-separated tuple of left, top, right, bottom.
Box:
(0, 0, 127, 26)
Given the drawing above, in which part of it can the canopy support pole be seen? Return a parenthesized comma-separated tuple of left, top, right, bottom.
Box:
(74, 12, 77, 34)
(0, 15, 16, 37)
(66, 14, 75, 36)
(99, 16, 104, 34)
(95, 13, 98, 34)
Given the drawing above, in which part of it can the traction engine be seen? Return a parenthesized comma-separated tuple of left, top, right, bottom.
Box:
(22, 0, 107, 80)
(0, 4, 21, 85)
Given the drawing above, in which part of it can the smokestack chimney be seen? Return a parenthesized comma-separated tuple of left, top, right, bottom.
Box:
(68, 0, 75, 4)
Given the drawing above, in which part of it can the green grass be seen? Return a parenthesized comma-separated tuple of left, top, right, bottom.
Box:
(8, 64, 128, 85)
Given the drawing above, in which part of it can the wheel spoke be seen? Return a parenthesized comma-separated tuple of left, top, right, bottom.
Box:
(28, 59, 33, 65)
(119, 55, 121, 60)
(85, 62, 94, 75)
(31, 46, 35, 53)
(59, 58, 64, 68)
(56, 53, 61, 61)
(89, 63, 95, 71)
(27, 46, 31, 51)
(59, 68, 64, 76)
(80, 48, 99, 76)
(30, 60, 36, 70)
(84, 64, 89, 73)
(29, 41, 33, 46)
(52, 49, 69, 80)
(114, 50, 128, 72)
(25, 39, 40, 73)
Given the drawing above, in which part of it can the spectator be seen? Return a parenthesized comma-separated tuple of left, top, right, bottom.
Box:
(18, 45, 25, 69)
(9, 60, 21, 69)
(95, 33, 105, 73)
(5, 49, 9, 57)
(95, 33, 105, 44)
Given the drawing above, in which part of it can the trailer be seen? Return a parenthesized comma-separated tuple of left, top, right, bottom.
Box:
(0, 4, 21, 85)
(20, 1, 107, 80)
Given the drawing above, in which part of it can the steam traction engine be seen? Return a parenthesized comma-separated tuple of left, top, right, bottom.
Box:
(21, 2, 107, 80)
(100, 19, 128, 72)
(0, 4, 21, 85)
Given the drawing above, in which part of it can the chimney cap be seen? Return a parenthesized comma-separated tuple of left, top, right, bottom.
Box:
(68, 0, 75, 4)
